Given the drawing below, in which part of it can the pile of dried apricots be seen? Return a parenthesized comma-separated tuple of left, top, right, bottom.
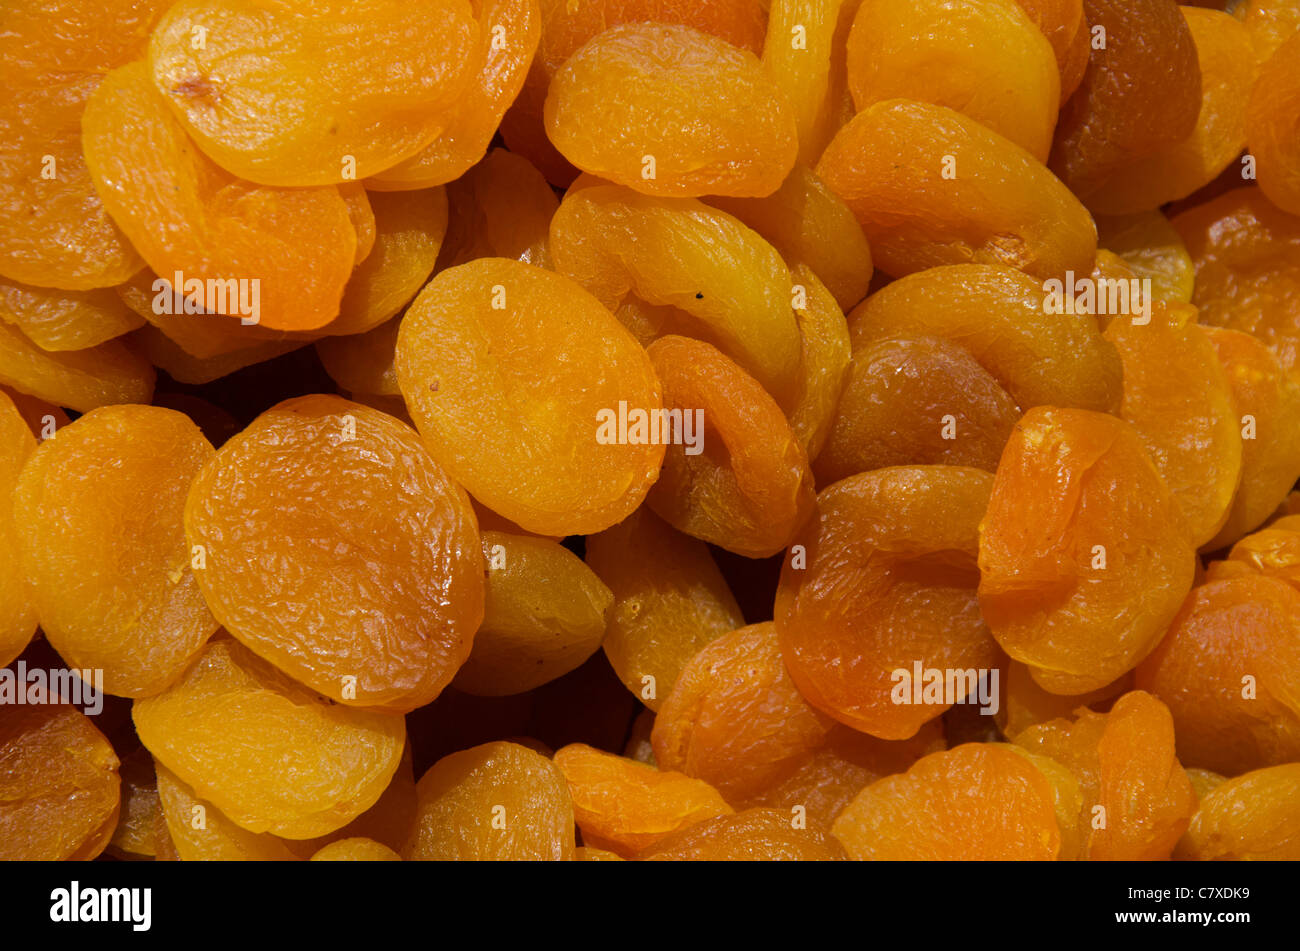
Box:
(3, 0, 1300, 863)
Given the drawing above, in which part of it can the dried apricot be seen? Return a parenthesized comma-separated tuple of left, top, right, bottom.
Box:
(134, 638, 406, 840)
(155, 761, 299, 861)
(1094, 210, 1196, 303)
(978, 408, 1195, 694)
(184, 395, 483, 712)
(0, 321, 154, 412)
(1248, 31, 1300, 215)
(1136, 576, 1300, 774)
(0, 278, 143, 351)
(404, 741, 575, 860)
(453, 531, 611, 696)
(1176, 763, 1300, 860)
(544, 23, 795, 197)
(0, 390, 37, 668)
(435, 148, 556, 270)
(13, 405, 218, 697)
(640, 807, 845, 861)
(147, 0, 479, 186)
(818, 101, 1097, 281)
(847, 0, 1060, 160)
(0, 701, 120, 860)
(831, 744, 1060, 860)
(398, 259, 663, 535)
(585, 507, 744, 711)
(776, 465, 999, 739)
(553, 743, 732, 856)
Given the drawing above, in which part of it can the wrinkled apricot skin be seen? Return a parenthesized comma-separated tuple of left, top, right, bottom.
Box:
(1104, 303, 1243, 548)
(135, 638, 406, 840)
(978, 408, 1195, 694)
(0, 702, 121, 861)
(397, 258, 664, 537)
(553, 743, 733, 857)
(544, 23, 795, 198)
(847, 264, 1122, 414)
(641, 808, 845, 861)
(776, 466, 999, 739)
(155, 762, 300, 861)
(1094, 211, 1195, 303)
(819, 100, 1097, 281)
(1136, 577, 1300, 775)
(652, 623, 833, 805)
(1248, 31, 1300, 215)
(1176, 764, 1300, 860)
(185, 395, 484, 713)
(404, 742, 575, 861)
(0, 390, 38, 667)
(817, 334, 1020, 483)
(367, 0, 541, 190)
(646, 336, 815, 558)
(847, 0, 1060, 160)
(0, 321, 155, 413)
(585, 507, 745, 711)
(453, 531, 612, 697)
(831, 744, 1061, 860)
(82, 62, 356, 332)
(1049, 0, 1202, 199)
(0, 278, 144, 351)
(13, 405, 219, 698)
(762, 0, 850, 166)
(436, 148, 557, 270)
(147, 0, 480, 186)
(0, 0, 162, 291)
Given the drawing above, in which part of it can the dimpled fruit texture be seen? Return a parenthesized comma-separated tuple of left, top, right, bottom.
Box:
(817, 101, 1097, 281)
(403, 741, 575, 860)
(775, 466, 1000, 740)
(154, 761, 300, 861)
(544, 23, 796, 198)
(553, 743, 733, 857)
(0, 701, 121, 860)
(396, 258, 664, 537)
(640, 807, 845, 861)
(183, 394, 483, 713)
(651, 623, 834, 805)
(585, 506, 745, 711)
(311, 838, 402, 861)
(645, 335, 816, 558)
(146, 0, 480, 186)
(0, 0, 166, 291)
(1176, 764, 1300, 860)
(0, 390, 37, 667)
(134, 637, 406, 840)
(13, 405, 218, 698)
(978, 407, 1195, 695)
(1136, 576, 1300, 775)
(81, 61, 356, 332)
(830, 744, 1061, 860)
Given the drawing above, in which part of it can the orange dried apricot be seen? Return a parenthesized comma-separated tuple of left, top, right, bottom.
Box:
(550, 179, 803, 399)
(108, 748, 160, 858)
(818, 101, 1097, 281)
(1085, 8, 1254, 214)
(553, 742, 732, 856)
(0, 701, 121, 860)
(847, 265, 1122, 413)
(1103, 302, 1243, 547)
(1014, 0, 1087, 102)
(1048, 0, 1202, 199)
(816, 334, 1020, 484)
(0, 278, 143, 351)
(997, 661, 1133, 739)
(776, 465, 999, 739)
(83, 62, 356, 332)
(367, 0, 540, 190)
(135, 637, 406, 840)
(13, 405, 218, 697)
(397, 258, 664, 537)
(1226, 526, 1300, 587)
(316, 318, 401, 398)
(436, 149, 556, 270)
(184, 395, 483, 712)
(640, 807, 845, 861)
(1176, 763, 1300, 860)
(155, 761, 300, 861)
(762, 0, 851, 166)
(404, 741, 575, 860)
(831, 744, 1060, 860)
(544, 23, 795, 198)
(1094, 210, 1196, 303)
(146, 0, 479, 186)
(0, 390, 37, 668)
(0, 321, 154, 413)
(847, 0, 1060, 160)
(1248, 31, 1300, 215)
(978, 408, 1195, 694)
(1136, 576, 1300, 774)
(645, 336, 816, 558)
(585, 506, 744, 711)
(453, 531, 612, 696)
(1202, 325, 1300, 549)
